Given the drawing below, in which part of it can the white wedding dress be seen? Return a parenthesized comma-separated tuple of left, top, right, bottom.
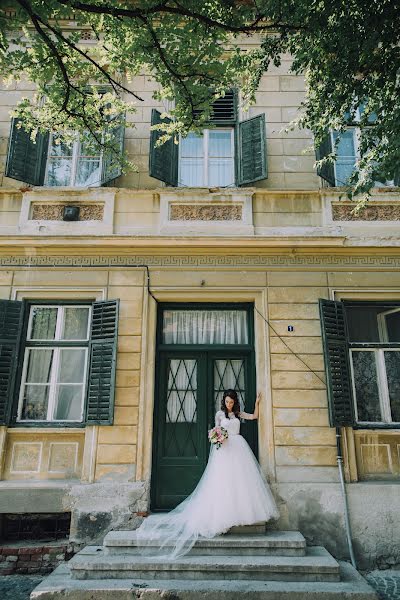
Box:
(135, 410, 279, 559)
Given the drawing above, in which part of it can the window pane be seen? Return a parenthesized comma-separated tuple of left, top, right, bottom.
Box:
(352, 351, 382, 422)
(26, 349, 54, 383)
(62, 307, 90, 340)
(76, 158, 101, 186)
(21, 385, 49, 420)
(209, 158, 234, 187)
(334, 129, 356, 185)
(384, 351, 400, 422)
(384, 311, 400, 342)
(163, 310, 248, 344)
(181, 133, 203, 157)
(46, 158, 72, 186)
(58, 349, 86, 383)
(29, 307, 57, 340)
(209, 130, 232, 157)
(214, 359, 245, 413)
(180, 158, 204, 186)
(53, 385, 83, 420)
(49, 137, 73, 157)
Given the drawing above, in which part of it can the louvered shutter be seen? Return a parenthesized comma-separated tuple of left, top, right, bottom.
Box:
(319, 299, 355, 427)
(315, 133, 336, 186)
(101, 119, 125, 185)
(0, 300, 24, 425)
(86, 300, 119, 425)
(237, 114, 267, 185)
(194, 89, 238, 125)
(149, 109, 178, 186)
(5, 118, 49, 186)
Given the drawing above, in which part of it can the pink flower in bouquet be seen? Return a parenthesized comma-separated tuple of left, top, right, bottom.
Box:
(208, 426, 228, 449)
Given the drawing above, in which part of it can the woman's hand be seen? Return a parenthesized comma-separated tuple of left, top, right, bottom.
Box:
(255, 392, 262, 405)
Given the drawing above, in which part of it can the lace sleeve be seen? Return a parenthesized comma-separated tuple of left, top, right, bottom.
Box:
(215, 411, 223, 426)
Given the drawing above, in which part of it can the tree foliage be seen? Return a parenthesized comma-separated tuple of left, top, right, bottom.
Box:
(0, 0, 399, 195)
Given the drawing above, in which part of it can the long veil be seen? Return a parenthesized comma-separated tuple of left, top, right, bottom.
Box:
(134, 444, 220, 560)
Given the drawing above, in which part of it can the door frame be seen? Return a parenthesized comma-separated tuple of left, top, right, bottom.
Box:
(150, 302, 255, 510)
(135, 288, 276, 497)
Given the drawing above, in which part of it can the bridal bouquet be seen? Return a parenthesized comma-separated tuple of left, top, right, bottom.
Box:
(208, 426, 228, 449)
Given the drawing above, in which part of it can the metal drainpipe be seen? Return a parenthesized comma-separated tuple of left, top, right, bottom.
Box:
(336, 427, 357, 569)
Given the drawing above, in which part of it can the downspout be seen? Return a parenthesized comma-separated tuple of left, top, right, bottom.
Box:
(336, 427, 357, 569)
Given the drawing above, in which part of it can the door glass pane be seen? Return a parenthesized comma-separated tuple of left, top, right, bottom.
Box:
(163, 310, 248, 344)
(179, 158, 204, 186)
(209, 158, 234, 187)
(352, 351, 382, 422)
(46, 158, 72, 186)
(62, 307, 90, 340)
(54, 385, 84, 420)
(214, 358, 245, 413)
(164, 359, 198, 457)
(181, 133, 203, 157)
(384, 311, 400, 342)
(29, 307, 58, 340)
(384, 351, 400, 422)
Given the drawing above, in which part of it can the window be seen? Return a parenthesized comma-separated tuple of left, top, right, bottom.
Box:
(346, 304, 400, 425)
(316, 106, 398, 187)
(45, 133, 102, 187)
(0, 299, 119, 426)
(5, 118, 124, 187)
(179, 129, 235, 187)
(149, 90, 267, 187)
(18, 305, 91, 422)
(319, 299, 400, 427)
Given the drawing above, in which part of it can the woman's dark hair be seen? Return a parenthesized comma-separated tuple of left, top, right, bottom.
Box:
(221, 389, 241, 419)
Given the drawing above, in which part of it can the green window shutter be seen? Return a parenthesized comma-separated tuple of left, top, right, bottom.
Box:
(0, 300, 24, 425)
(319, 299, 355, 427)
(149, 109, 178, 186)
(5, 118, 49, 186)
(237, 114, 267, 185)
(315, 133, 336, 186)
(86, 300, 119, 425)
(101, 119, 125, 185)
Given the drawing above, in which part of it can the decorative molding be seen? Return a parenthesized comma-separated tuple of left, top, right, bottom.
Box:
(159, 189, 254, 235)
(170, 204, 242, 221)
(333, 204, 400, 221)
(31, 203, 104, 221)
(2, 254, 400, 269)
(19, 191, 115, 235)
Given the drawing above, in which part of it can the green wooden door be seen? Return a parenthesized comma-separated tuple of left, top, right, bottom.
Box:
(152, 350, 256, 510)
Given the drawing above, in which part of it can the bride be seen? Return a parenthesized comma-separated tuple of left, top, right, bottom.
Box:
(135, 389, 279, 559)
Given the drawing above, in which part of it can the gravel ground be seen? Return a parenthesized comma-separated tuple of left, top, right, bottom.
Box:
(1, 570, 400, 600)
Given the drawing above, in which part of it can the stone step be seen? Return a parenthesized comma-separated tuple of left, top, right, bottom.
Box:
(104, 530, 306, 556)
(31, 561, 379, 600)
(69, 545, 341, 582)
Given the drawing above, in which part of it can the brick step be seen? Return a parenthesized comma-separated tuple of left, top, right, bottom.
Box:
(104, 530, 306, 557)
(69, 546, 341, 582)
(31, 561, 379, 600)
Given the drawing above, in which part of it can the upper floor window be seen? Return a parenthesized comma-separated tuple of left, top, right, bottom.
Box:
(45, 134, 103, 187)
(5, 118, 124, 188)
(149, 90, 267, 187)
(179, 129, 235, 187)
(315, 105, 398, 187)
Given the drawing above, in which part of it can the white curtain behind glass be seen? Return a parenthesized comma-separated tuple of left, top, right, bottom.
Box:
(163, 310, 248, 344)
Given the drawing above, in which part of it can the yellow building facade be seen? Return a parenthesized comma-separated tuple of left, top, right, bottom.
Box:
(0, 58, 399, 569)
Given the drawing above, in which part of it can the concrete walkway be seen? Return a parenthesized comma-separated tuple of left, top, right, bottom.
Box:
(0, 569, 399, 600)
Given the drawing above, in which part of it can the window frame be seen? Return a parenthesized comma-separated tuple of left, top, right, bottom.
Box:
(345, 301, 400, 428)
(44, 132, 104, 188)
(178, 127, 235, 188)
(15, 301, 92, 427)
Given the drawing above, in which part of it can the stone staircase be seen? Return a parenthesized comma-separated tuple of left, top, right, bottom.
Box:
(31, 521, 378, 599)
